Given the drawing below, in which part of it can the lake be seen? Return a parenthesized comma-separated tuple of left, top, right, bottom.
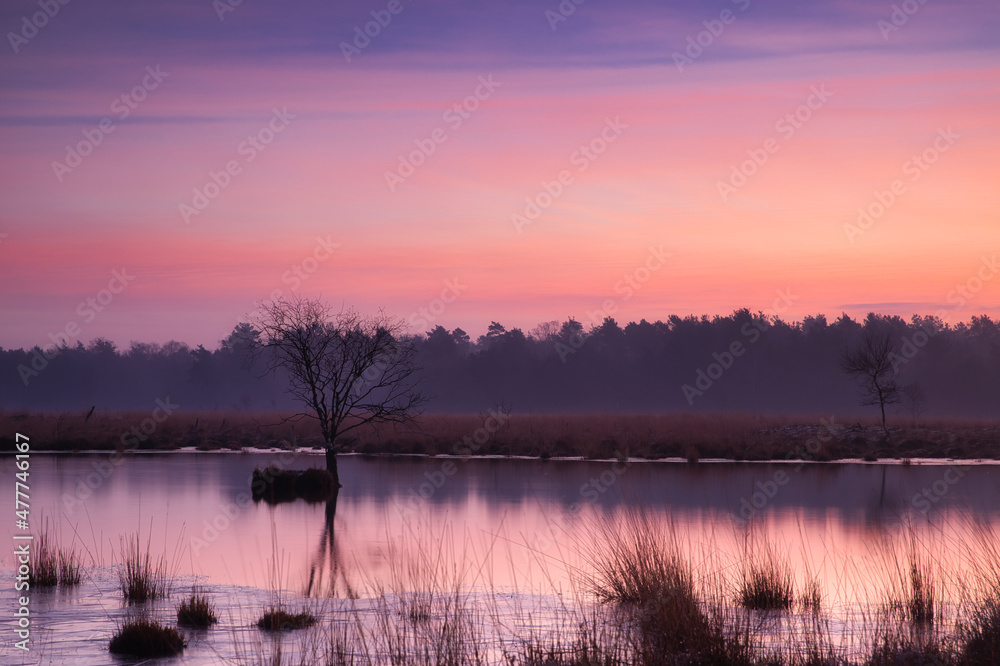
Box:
(2, 452, 999, 664)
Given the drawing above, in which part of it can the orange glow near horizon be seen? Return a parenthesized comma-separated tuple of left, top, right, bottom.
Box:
(2, 12, 999, 347)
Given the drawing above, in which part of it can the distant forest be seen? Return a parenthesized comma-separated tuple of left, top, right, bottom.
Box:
(3, 311, 999, 418)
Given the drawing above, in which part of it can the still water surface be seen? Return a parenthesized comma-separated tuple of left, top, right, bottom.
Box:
(2, 452, 998, 664)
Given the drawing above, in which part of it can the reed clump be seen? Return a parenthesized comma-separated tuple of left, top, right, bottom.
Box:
(736, 542, 795, 611)
(251, 465, 337, 504)
(118, 533, 167, 604)
(961, 593, 1000, 665)
(28, 532, 59, 588)
(177, 592, 218, 628)
(108, 616, 184, 657)
(906, 559, 936, 625)
(589, 512, 754, 665)
(257, 607, 317, 631)
(57, 549, 81, 586)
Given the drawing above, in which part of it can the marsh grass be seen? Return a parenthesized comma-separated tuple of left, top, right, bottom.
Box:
(118, 532, 168, 603)
(26, 520, 85, 589)
(177, 592, 218, 628)
(906, 559, 936, 625)
(257, 608, 317, 631)
(876, 534, 944, 628)
(863, 632, 951, 666)
(57, 549, 81, 586)
(961, 594, 1000, 665)
(28, 530, 59, 587)
(108, 616, 184, 657)
(217, 511, 1000, 666)
(737, 539, 795, 612)
(585, 509, 757, 665)
(799, 577, 822, 614)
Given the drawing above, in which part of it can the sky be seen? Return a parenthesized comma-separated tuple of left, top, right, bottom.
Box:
(1, 0, 999, 350)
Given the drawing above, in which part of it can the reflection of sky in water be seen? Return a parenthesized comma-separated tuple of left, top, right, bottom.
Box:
(2, 454, 998, 663)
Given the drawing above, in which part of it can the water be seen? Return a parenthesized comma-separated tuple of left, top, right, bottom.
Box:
(2, 452, 999, 664)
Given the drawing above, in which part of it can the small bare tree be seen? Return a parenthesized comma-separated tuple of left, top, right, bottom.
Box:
(249, 296, 424, 486)
(841, 325, 901, 435)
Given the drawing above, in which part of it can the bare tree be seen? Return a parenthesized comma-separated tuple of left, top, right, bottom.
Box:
(841, 325, 901, 435)
(249, 296, 424, 485)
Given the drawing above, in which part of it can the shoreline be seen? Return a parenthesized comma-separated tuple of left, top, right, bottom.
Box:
(6, 447, 1000, 466)
(3, 410, 999, 462)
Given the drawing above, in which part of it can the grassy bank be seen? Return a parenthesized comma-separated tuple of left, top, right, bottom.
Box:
(2, 410, 998, 461)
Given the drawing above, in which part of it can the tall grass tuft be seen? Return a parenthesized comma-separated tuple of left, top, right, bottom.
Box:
(57, 549, 81, 586)
(962, 594, 1000, 665)
(906, 557, 935, 625)
(799, 576, 822, 614)
(588, 510, 755, 664)
(736, 539, 795, 611)
(177, 592, 218, 628)
(118, 533, 167, 604)
(28, 531, 59, 587)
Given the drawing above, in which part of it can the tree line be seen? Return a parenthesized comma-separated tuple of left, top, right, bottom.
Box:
(3, 309, 999, 419)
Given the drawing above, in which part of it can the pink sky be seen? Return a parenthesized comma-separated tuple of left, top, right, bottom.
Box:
(2, 2, 999, 349)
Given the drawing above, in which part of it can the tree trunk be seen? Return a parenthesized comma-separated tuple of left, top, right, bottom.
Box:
(325, 447, 341, 487)
(880, 401, 888, 436)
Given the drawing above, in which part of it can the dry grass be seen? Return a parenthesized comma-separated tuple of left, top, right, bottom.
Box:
(962, 594, 1000, 665)
(108, 616, 184, 657)
(257, 608, 317, 631)
(736, 536, 795, 612)
(118, 533, 168, 604)
(799, 577, 822, 614)
(177, 592, 218, 628)
(5, 409, 1000, 460)
(586, 510, 755, 665)
(58, 549, 81, 586)
(28, 530, 59, 588)
(738, 564, 795, 612)
(906, 558, 936, 625)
